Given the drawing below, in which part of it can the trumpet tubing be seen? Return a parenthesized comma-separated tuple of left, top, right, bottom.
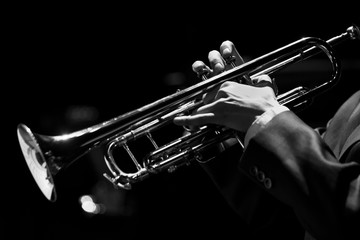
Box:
(17, 25, 359, 202)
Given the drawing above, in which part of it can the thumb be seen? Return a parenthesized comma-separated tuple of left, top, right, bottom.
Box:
(252, 74, 278, 96)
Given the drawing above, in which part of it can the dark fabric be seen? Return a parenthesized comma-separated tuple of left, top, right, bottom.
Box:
(323, 90, 360, 159)
(201, 90, 360, 240)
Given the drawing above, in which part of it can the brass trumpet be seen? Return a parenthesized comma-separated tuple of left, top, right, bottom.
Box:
(17, 25, 359, 202)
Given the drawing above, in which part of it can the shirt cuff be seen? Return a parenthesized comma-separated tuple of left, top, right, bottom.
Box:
(244, 105, 290, 147)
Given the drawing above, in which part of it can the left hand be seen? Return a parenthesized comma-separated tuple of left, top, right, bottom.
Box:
(173, 40, 280, 133)
(174, 77, 280, 133)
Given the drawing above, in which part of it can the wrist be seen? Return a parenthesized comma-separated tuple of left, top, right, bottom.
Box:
(244, 105, 289, 147)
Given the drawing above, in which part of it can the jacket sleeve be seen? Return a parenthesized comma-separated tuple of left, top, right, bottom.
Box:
(239, 110, 360, 240)
(199, 140, 300, 234)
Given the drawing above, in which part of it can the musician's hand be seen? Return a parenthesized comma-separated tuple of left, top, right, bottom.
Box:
(174, 40, 280, 133)
(192, 40, 246, 78)
(174, 79, 279, 133)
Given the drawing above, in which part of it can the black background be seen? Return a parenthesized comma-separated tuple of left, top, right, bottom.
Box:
(3, 2, 360, 240)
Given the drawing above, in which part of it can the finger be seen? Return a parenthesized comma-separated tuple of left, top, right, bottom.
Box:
(192, 60, 212, 80)
(220, 40, 245, 67)
(208, 50, 225, 75)
(252, 74, 272, 85)
(192, 60, 206, 73)
(252, 74, 278, 96)
(173, 112, 215, 127)
(219, 40, 251, 84)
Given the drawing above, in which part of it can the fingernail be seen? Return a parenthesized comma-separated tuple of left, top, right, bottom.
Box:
(223, 48, 231, 56)
(214, 62, 224, 72)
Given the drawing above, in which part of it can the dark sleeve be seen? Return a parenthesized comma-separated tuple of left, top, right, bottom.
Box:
(239, 111, 360, 240)
(199, 141, 300, 233)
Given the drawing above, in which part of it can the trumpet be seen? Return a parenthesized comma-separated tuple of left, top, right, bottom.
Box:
(17, 24, 359, 202)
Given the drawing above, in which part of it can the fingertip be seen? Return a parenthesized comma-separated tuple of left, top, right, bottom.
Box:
(192, 60, 205, 72)
(173, 116, 183, 125)
(252, 74, 271, 84)
(252, 74, 278, 96)
(214, 62, 224, 73)
(222, 47, 232, 57)
(220, 40, 234, 58)
(173, 116, 191, 127)
(258, 74, 272, 82)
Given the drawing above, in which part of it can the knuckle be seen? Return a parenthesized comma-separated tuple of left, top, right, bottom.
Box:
(220, 81, 234, 89)
(258, 74, 271, 82)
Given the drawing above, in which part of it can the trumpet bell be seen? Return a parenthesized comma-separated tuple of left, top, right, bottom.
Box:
(17, 123, 56, 202)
